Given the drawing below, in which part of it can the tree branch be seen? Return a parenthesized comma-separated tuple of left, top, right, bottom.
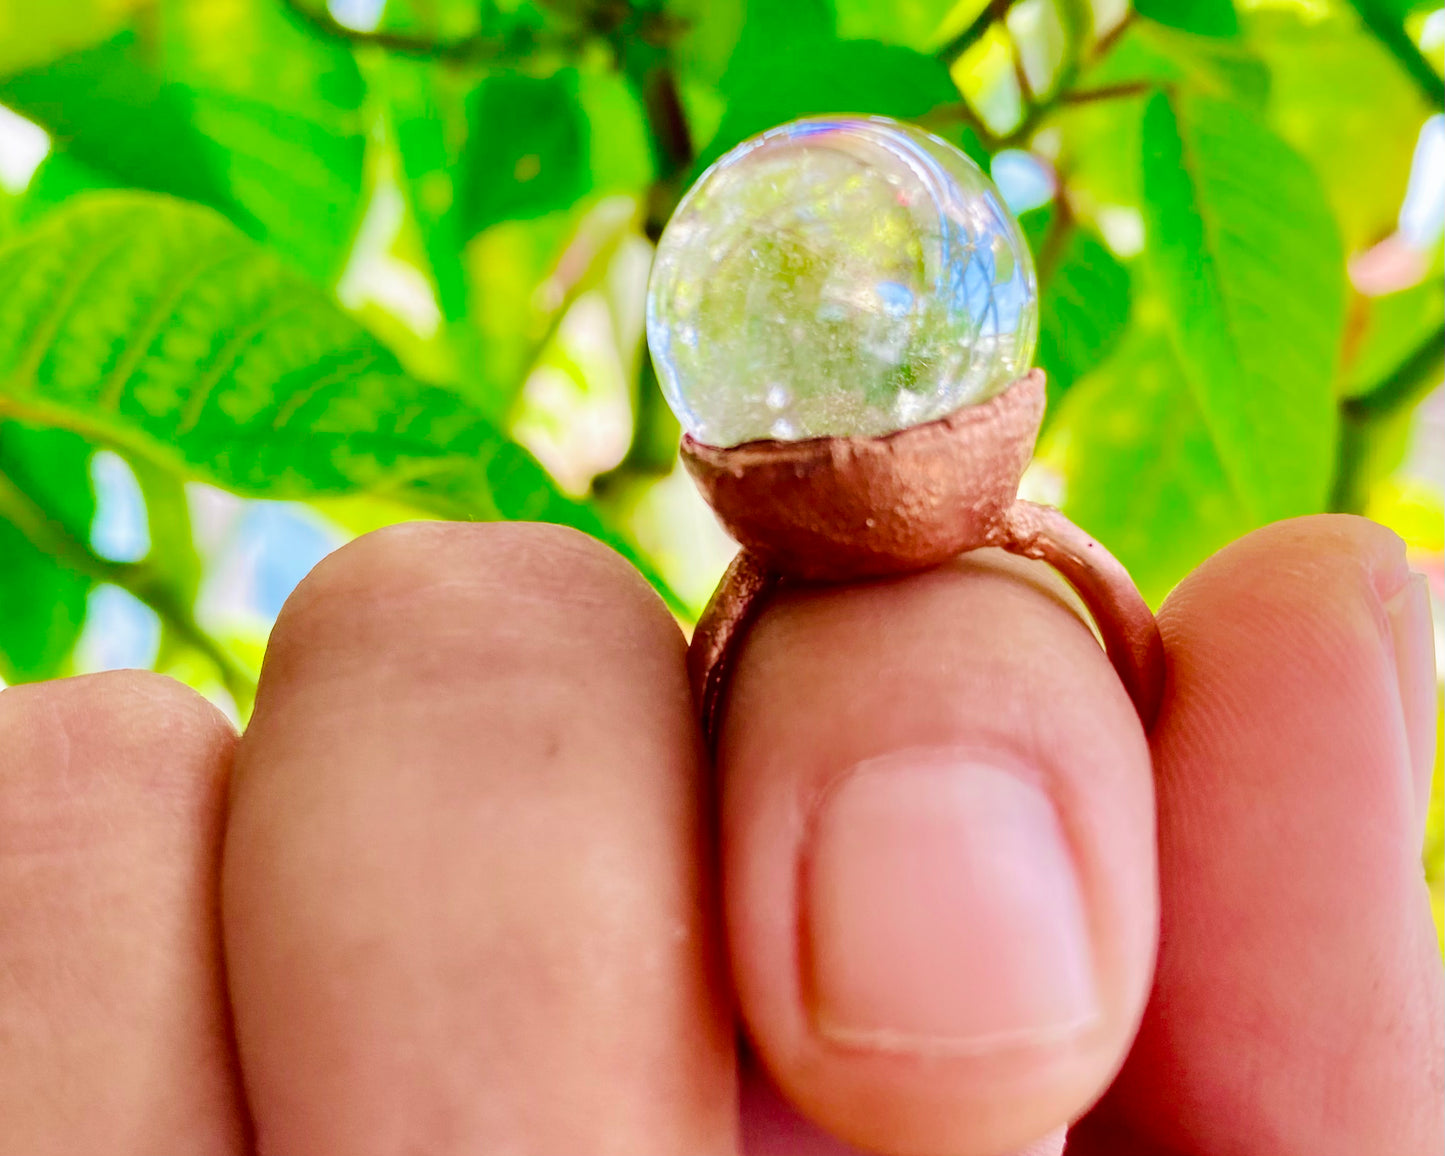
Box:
(635, 62, 694, 241)
(600, 30, 697, 493)
(278, 0, 577, 64)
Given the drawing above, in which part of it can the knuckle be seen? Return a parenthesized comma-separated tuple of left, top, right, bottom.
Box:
(269, 521, 674, 670)
(0, 671, 233, 800)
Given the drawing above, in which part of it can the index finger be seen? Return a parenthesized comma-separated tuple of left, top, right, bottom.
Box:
(1071, 514, 1442, 1155)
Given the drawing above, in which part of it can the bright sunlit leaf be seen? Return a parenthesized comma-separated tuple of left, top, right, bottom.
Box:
(1052, 326, 1252, 605)
(1141, 90, 1344, 520)
(1136, 0, 1240, 39)
(0, 422, 95, 680)
(0, 192, 606, 530)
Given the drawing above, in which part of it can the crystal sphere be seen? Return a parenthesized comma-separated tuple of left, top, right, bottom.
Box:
(646, 115, 1038, 448)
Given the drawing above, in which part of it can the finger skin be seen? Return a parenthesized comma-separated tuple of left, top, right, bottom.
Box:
(720, 551, 1158, 1156)
(223, 522, 736, 1156)
(740, 1057, 1067, 1156)
(1070, 515, 1443, 1156)
(0, 672, 248, 1155)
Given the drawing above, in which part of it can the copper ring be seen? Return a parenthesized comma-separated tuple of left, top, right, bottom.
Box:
(681, 370, 1165, 751)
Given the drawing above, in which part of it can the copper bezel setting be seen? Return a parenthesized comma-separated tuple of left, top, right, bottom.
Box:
(682, 370, 1165, 747)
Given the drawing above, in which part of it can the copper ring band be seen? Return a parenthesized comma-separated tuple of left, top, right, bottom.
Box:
(687, 514, 1165, 752)
(679, 371, 1165, 751)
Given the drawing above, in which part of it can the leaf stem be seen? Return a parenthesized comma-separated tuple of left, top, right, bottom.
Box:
(1341, 323, 1445, 422)
(128, 571, 258, 711)
(1330, 322, 1445, 514)
(1089, 9, 1136, 62)
(1036, 185, 1076, 289)
(278, 0, 577, 63)
(1345, 0, 1445, 108)
(995, 9, 1132, 147)
(0, 463, 124, 586)
(0, 456, 256, 705)
(937, 0, 1023, 66)
(1009, 27, 1036, 107)
(1062, 80, 1153, 106)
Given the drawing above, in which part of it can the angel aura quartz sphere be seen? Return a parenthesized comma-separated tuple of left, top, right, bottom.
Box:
(646, 115, 1039, 447)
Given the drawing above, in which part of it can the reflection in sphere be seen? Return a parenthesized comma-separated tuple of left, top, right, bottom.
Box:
(647, 115, 1039, 448)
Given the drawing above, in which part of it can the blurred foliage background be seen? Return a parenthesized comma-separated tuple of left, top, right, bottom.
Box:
(0, 0, 1441, 916)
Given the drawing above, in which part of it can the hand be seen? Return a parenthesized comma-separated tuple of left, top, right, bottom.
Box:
(0, 513, 1438, 1156)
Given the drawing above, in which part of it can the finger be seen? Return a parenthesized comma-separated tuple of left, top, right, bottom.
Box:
(1069, 514, 1443, 1156)
(740, 1054, 1067, 1156)
(223, 523, 736, 1156)
(0, 672, 248, 1154)
(720, 550, 1158, 1156)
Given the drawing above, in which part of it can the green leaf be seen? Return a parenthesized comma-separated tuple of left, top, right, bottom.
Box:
(457, 70, 592, 240)
(1052, 327, 1252, 605)
(1040, 228, 1131, 408)
(701, 38, 965, 169)
(723, 0, 835, 75)
(159, 0, 368, 280)
(0, 33, 235, 216)
(1, 2, 369, 282)
(669, 0, 750, 88)
(834, 0, 958, 49)
(1344, 279, 1445, 400)
(3, 422, 94, 541)
(577, 69, 653, 194)
(0, 0, 135, 74)
(1081, 18, 1268, 106)
(1023, 207, 1132, 411)
(384, 56, 478, 325)
(1245, 7, 1432, 252)
(0, 422, 95, 680)
(0, 525, 90, 682)
(1140, 91, 1344, 520)
(468, 199, 636, 419)
(382, 59, 603, 425)
(17, 150, 119, 224)
(700, 0, 961, 169)
(0, 191, 605, 535)
(1058, 21, 1268, 216)
(345, 0, 494, 41)
(1344, 0, 1445, 106)
(1135, 0, 1239, 39)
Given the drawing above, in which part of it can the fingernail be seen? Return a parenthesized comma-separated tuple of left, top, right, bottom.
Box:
(1383, 572, 1437, 822)
(804, 749, 1099, 1052)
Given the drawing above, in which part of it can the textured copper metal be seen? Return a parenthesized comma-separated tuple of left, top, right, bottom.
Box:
(1000, 501, 1165, 728)
(682, 369, 1046, 581)
(683, 371, 1165, 748)
(687, 551, 780, 749)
